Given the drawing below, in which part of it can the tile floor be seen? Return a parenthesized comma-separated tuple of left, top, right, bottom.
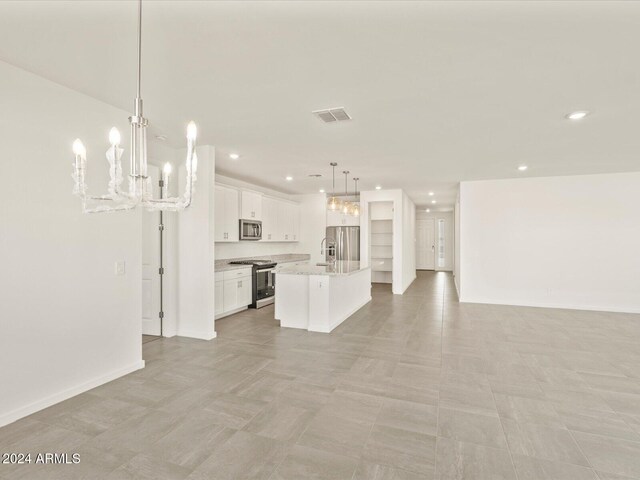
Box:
(1, 272, 640, 479)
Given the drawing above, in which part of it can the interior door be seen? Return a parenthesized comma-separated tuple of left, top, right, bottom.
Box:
(142, 165, 161, 335)
(416, 218, 435, 270)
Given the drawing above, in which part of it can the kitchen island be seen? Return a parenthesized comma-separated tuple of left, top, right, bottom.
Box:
(275, 261, 371, 333)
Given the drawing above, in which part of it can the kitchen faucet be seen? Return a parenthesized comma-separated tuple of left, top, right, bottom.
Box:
(321, 237, 336, 262)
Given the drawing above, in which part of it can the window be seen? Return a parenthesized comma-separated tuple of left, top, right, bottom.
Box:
(438, 219, 445, 268)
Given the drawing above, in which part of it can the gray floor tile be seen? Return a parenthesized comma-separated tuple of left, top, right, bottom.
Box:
(188, 430, 289, 480)
(202, 392, 268, 429)
(107, 453, 191, 480)
(555, 405, 640, 442)
(502, 419, 589, 466)
(439, 383, 498, 417)
(573, 431, 640, 478)
(3, 272, 640, 480)
(511, 454, 599, 480)
(353, 460, 431, 480)
(437, 407, 509, 449)
(435, 437, 517, 480)
(318, 389, 384, 425)
(271, 444, 358, 480)
(297, 412, 372, 458)
(146, 410, 235, 470)
(494, 393, 565, 427)
(379, 397, 438, 434)
(276, 381, 334, 411)
(243, 402, 315, 442)
(363, 424, 436, 476)
(88, 409, 186, 454)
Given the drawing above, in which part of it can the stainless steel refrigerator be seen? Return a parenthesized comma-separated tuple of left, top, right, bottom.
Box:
(326, 226, 360, 262)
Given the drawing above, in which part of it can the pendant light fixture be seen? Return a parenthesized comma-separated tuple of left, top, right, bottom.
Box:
(342, 171, 351, 214)
(71, 0, 198, 213)
(327, 162, 342, 211)
(351, 177, 360, 217)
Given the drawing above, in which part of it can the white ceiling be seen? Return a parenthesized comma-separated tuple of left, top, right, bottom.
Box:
(1, 1, 640, 209)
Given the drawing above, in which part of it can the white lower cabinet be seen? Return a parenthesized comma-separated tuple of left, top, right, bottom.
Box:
(275, 260, 309, 272)
(238, 277, 252, 305)
(216, 268, 252, 318)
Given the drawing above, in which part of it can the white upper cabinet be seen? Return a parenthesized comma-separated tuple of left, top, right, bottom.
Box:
(260, 196, 299, 242)
(370, 202, 394, 220)
(291, 203, 300, 241)
(215, 186, 298, 243)
(214, 184, 239, 242)
(261, 196, 277, 242)
(327, 208, 360, 227)
(241, 191, 263, 220)
(279, 201, 291, 241)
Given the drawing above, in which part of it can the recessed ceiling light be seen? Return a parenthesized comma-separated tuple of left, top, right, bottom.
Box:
(319, 189, 325, 193)
(229, 153, 239, 160)
(431, 200, 436, 204)
(518, 165, 528, 171)
(428, 192, 434, 196)
(375, 185, 382, 190)
(425, 208, 430, 212)
(285, 176, 293, 181)
(566, 111, 589, 120)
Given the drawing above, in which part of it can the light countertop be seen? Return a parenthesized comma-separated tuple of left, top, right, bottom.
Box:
(215, 253, 310, 272)
(276, 260, 369, 276)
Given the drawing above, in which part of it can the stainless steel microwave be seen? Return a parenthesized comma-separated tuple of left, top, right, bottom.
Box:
(239, 219, 262, 241)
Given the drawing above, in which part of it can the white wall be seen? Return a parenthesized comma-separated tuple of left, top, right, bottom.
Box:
(0, 61, 143, 426)
(459, 172, 640, 313)
(416, 210, 454, 272)
(177, 146, 216, 340)
(402, 192, 417, 291)
(294, 193, 326, 265)
(360, 189, 416, 294)
(454, 190, 461, 295)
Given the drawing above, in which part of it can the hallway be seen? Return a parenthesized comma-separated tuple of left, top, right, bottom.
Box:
(1, 272, 640, 479)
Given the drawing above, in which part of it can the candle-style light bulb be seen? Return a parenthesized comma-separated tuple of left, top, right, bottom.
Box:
(72, 139, 86, 157)
(109, 127, 121, 146)
(163, 162, 172, 177)
(187, 121, 197, 141)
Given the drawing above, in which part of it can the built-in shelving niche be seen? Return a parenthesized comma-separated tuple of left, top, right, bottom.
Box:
(369, 201, 393, 284)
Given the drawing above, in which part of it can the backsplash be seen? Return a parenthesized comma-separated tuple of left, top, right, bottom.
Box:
(214, 242, 303, 260)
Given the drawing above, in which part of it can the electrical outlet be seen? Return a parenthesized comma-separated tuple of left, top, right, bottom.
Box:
(115, 261, 126, 276)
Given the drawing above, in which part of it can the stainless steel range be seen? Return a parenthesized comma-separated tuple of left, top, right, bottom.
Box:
(228, 259, 277, 308)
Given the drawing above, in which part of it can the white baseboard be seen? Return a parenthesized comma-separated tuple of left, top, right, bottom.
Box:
(176, 329, 217, 341)
(215, 305, 248, 320)
(0, 360, 145, 428)
(459, 297, 640, 314)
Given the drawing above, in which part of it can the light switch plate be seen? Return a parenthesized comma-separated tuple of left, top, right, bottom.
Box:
(115, 261, 126, 276)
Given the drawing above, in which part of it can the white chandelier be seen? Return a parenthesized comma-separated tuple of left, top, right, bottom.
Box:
(72, 0, 198, 213)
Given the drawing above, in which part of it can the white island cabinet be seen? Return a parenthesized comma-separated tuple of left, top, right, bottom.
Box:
(275, 261, 371, 333)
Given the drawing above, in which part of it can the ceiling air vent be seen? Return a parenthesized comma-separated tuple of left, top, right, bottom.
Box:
(313, 107, 352, 123)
